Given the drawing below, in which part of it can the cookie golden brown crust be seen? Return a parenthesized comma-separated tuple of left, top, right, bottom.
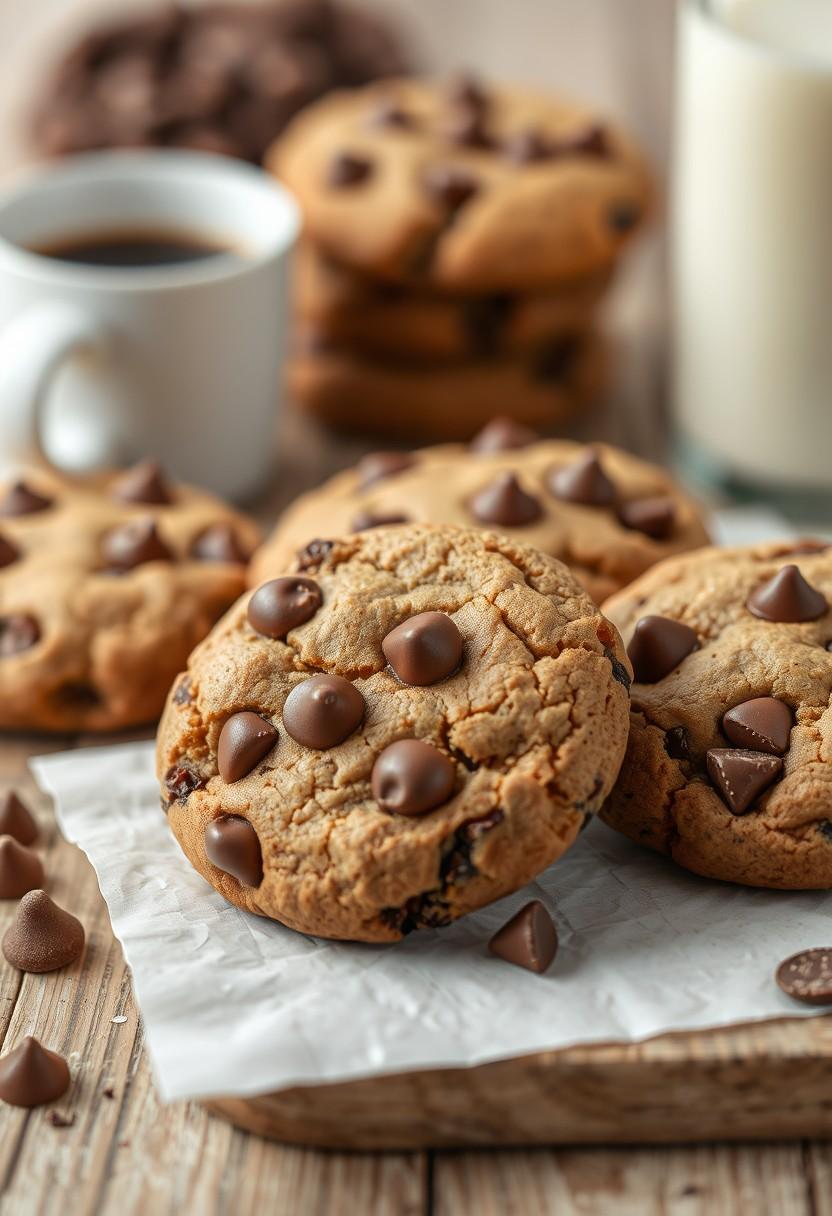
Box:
(157, 525, 632, 942)
(250, 436, 710, 605)
(601, 540, 832, 889)
(269, 78, 651, 291)
(0, 466, 260, 732)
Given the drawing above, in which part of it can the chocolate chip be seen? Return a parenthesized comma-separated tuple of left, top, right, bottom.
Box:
(173, 676, 192, 706)
(383, 612, 463, 686)
(0, 1037, 71, 1108)
(283, 674, 364, 749)
(0, 481, 52, 517)
(488, 900, 558, 974)
(204, 814, 263, 887)
(0, 533, 20, 569)
(357, 450, 415, 488)
(0, 614, 40, 657)
(2, 889, 85, 973)
(424, 164, 479, 210)
(533, 337, 580, 383)
(627, 615, 699, 683)
(296, 538, 333, 571)
(47, 1110, 75, 1127)
(190, 523, 249, 564)
(469, 472, 543, 526)
(248, 577, 322, 639)
(0, 836, 44, 899)
(445, 73, 488, 113)
(706, 748, 782, 815)
(722, 697, 793, 756)
(547, 449, 617, 506)
(618, 497, 676, 540)
(503, 128, 555, 164)
(372, 740, 456, 816)
(164, 762, 204, 804)
(609, 201, 640, 232)
(0, 791, 38, 845)
(351, 510, 410, 532)
(665, 726, 690, 762)
(604, 646, 632, 690)
(111, 460, 172, 505)
(101, 519, 173, 571)
(776, 948, 832, 1006)
(469, 416, 538, 453)
(460, 295, 514, 356)
(367, 97, 417, 130)
(327, 151, 373, 187)
(217, 711, 278, 783)
(442, 106, 493, 149)
(747, 565, 828, 622)
(559, 123, 609, 158)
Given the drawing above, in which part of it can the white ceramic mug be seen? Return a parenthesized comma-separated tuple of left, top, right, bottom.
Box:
(0, 150, 299, 502)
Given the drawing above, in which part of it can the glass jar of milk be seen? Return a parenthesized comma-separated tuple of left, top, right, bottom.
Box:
(673, 0, 832, 514)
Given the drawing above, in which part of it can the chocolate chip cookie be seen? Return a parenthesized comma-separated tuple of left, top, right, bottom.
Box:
(269, 76, 651, 291)
(601, 540, 832, 888)
(0, 463, 259, 732)
(250, 427, 710, 604)
(295, 240, 610, 361)
(157, 524, 632, 941)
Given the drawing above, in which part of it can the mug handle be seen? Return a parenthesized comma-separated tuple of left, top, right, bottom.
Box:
(0, 303, 117, 473)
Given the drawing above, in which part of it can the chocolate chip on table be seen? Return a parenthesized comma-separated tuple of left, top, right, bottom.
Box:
(0, 791, 38, 844)
(488, 900, 558, 974)
(747, 565, 828, 623)
(383, 612, 463, 686)
(2, 889, 85, 973)
(776, 948, 832, 1006)
(423, 164, 479, 210)
(0, 836, 45, 900)
(665, 726, 691, 762)
(0, 614, 40, 658)
(283, 674, 364, 749)
(469, 472, 543, 526)
(357, 451, 415, 488)
(217, 711, 278, 783)
(502, 128, 555, 165)
(296, 538, 333, 571)
(618, 497, 676, 540)
(190, 523, 249, 564)
(372, 740, 456, 816)
(706, 748, 782, 815)
(469, 416, 539, 453)
(547, 449, 617, 506)
(0, 533, 20, 569)
(164, 762, 205, 805)
(111, 460, 172, 505)
(0, 1037, 71, 1108)
(327, 150, 373, 187)
(722, 697, 793, 756)
(351, 510, 410, 532)
(204, 814, 263, 887)
(248, 576, 323, 638)
(0, 481, 52, 517)
(101, 518, 174, 571)
(627, 615, 699, 684)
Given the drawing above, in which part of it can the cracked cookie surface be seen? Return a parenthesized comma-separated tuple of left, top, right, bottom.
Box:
(250, 433, 710, 604)
(601, 541, 832, 888)
(0, 464, 259, 732)
(157, 524, 632, 941)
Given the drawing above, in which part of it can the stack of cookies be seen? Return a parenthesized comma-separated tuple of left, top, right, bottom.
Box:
(269, 75, 652, 439)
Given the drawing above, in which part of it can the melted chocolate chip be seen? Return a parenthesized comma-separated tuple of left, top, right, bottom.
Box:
(357, 450, 416, 488)
(0, 532, 20, 569)
(101, 519, 173, 571)
(423, 164, 479, 210)
(0, 836, 44, 899)
(469, 472, 542, 526)
(2, 889, 85, 973)
(217, 711, 278, 783)
(383, 612, 463, 686)
(204, 814, 263, 886)
(604, 647, 632, 690)
(283, 674, 364, 749)
(747, 565, 828, 623)
(469, 416, 538, 453)
(111, 460, 172, 505)
(0, 1037, 70, 1108)
(609, 201, 640, 232)
(488, 900, 558, 974)
(0, 791, 38, 844)
(706, 748, 782, 815)
(547, 449, 617, 506)
(665, 726, 690, 762)
(0, 482, 52, 517)
(164, 762, 205, 805)
(618, 497, 676, 540)
(627, 615, 699, 684)
(327, 150, 373, 187)
(351, 510, 410, 532)
(248, 577, 322, 638)
(372, 739, 456, 816)
(821, 821, 832, 842)
(722, 697, 793, 756)
(190, 523, 249, 564)
(776, 948, 832, 1006)
(0, 614, 40, 657)
(296, 538, 333, 572)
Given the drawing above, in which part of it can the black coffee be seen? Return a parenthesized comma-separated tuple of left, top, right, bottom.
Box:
(31, 229, 232, 267)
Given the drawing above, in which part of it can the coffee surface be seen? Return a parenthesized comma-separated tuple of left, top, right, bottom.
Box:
(31, 229, 230, 268)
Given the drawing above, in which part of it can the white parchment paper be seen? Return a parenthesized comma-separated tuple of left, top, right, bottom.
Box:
(31, 741, 832, 1103)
